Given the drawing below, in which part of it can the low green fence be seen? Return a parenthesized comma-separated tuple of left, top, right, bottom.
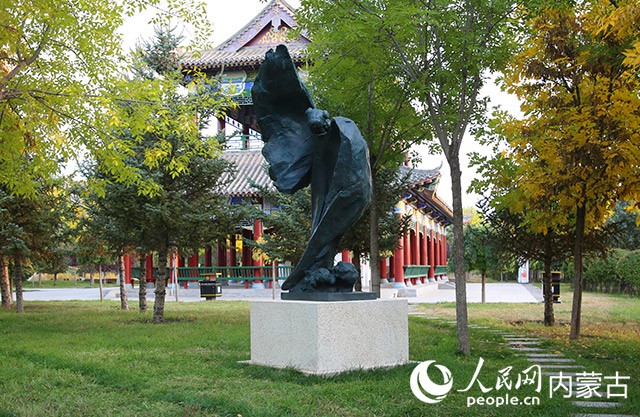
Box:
(131, 266, 293, 282)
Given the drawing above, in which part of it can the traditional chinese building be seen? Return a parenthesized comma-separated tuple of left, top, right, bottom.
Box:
(123, 0, 452, 294)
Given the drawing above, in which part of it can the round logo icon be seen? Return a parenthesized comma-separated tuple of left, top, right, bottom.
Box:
(410, 360, 454, 404)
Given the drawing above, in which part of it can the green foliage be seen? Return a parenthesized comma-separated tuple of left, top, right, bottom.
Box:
(607, 202, 640, 250)
(615, 250, 640, 294)
(246, 182, 311, 264)
(583, 249, 640, 295)
(0, 180, 71, 267)
(0, 0, 215, 196)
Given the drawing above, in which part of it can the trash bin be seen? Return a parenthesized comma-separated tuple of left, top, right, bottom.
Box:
(200, 280, 222, 300)
(543, 271, 562, 304)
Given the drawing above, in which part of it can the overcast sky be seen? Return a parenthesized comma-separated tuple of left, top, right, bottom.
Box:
(121, 0, 520, 208)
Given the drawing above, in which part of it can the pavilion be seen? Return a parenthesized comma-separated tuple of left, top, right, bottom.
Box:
(123, 0, 452, 293)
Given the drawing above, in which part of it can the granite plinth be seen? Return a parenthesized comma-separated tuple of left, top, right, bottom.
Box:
(248, 299, 409, 375)
(281, 291, 377, 301)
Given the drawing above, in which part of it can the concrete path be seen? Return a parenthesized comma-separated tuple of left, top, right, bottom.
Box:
(19, 282, 543, 304)
(408, 282, 542, 304)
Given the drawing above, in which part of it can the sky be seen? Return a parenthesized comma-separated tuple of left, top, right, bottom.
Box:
(121, 0, 521, 209)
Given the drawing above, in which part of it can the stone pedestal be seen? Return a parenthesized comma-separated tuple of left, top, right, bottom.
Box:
(249, 299, 409, 375)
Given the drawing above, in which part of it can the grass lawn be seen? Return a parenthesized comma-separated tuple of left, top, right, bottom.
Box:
(0, 294, 637, 416)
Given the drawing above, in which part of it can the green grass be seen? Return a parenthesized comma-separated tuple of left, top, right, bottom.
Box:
(0, 299, 636, 416)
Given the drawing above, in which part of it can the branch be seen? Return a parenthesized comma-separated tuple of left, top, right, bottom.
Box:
(0, 24, 50, 89)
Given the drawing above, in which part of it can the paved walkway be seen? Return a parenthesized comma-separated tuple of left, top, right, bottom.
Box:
(20, 282, 543, 304)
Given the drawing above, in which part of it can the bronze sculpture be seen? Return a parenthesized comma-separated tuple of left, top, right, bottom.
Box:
(252, 45, 373, 297)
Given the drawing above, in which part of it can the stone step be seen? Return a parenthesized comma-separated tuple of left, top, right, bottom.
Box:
(543, 371, 583, 377)
(510, 347, 546, 351)
(508, 341, 541, 345)
(527, 357, 576, 363)
(571, 414, 637, 417)
(572, 401, 621, 409)
(538, 364, 585, 369)
(504, 337, 540, 341)
(516, 353, 566, 357)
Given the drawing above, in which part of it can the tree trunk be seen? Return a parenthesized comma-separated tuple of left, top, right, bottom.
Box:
(570, 204, 586, 340)
(353, 251, 362, 292)
(0, 257, 12, 308)
(98, 264, 104, 302)
(13, 258, 24, 313)
(138, 252, 147, 312)
(90, 271, 94, 286)
(543, 257, 555, 326)
(369, 188, 381, 297)
(53, 272, 57, 287)
(481, 269, 486, 303)
(153, 247, 168, 323)
(119, 254, 129, 310)
(449, 158, 470, 355)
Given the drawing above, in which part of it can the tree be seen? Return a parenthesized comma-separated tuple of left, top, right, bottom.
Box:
(298, 1, 427, 298)
(0, 180, 69, 312)
(81, 26, 240, 322)
(0, 0, 213, 196)
(485, 2, 640, 339)
(299, 0, 519, 354)
(462, 223, 502, 303)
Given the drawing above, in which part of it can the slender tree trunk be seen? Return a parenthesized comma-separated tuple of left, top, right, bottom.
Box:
(0, 257, 12, 308)
(153, 247, 168, 323)
(450, 158, 470, 354)
(119, 254, 129, 310)
(369, 187, 381, 297)
(98, 264, 104, 302)
(353, 251, 362, 292)
(481, 269, 486, 303)
(90, 271, 94, 286)
(53, 272, 57, 287)
(570, 204, 586, 340)
(543, 257, 555, 326)
(138, 252, 147, 312)
(13, 258, 24, 313)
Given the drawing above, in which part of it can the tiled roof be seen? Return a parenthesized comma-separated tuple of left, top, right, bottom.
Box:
(219, 150, 273, 197)
(399, 164, 441, 187)
(182, 44, 307, 69)
(181, 0, 308, 70)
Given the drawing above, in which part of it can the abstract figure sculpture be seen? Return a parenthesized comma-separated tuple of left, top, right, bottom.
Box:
(251, 45, 373, 295)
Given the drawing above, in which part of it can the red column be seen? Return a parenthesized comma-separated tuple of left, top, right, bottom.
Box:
(123, 255, 133, 286)
(242, 123, 250, 150)
(145, 254, 154, 284)
(217, 244, 226, 267)
(204, 246, 212, 267)
(393, 237, 406, 288)
(341, 250, 351, 263)
(410, 230, 419, 285)
(380, 258, 388, 283)
(428, 230, 435, 281)
(442, 234, 448, 266)
(229, 235, 237, 266)
(389, 255, 395, 279)
(435, 232, 441, 280)
(420, 232, 428, 283)
(403, 233, 411, 266)
(252, 219, 265, 288)
(187, 252, 198, 288)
